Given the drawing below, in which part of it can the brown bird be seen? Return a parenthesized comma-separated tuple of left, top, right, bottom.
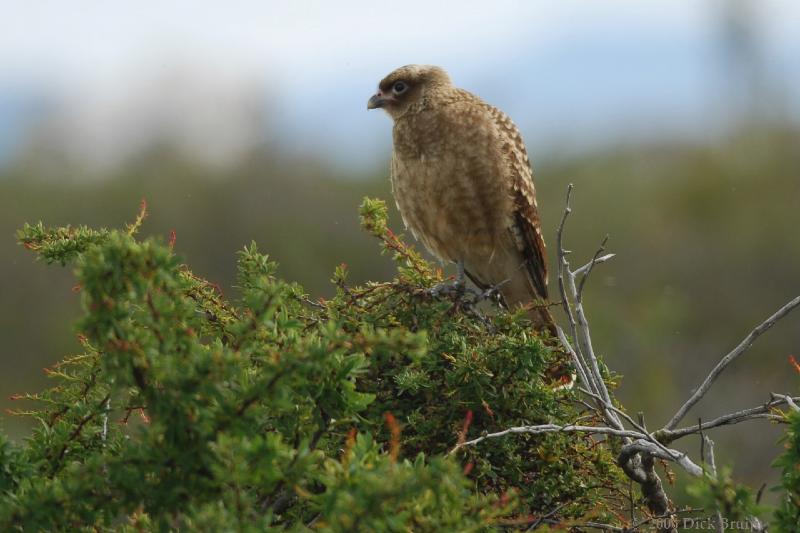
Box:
(367, 65, 556, 334)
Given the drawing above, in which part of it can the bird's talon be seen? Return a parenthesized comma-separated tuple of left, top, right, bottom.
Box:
(426, 279, 465, 298)
(475, 279, 510, 303)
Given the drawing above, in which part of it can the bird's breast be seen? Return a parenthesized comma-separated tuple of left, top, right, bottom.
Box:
(391, 123, 511, 263)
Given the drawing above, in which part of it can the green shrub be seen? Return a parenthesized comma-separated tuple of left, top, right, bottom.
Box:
(0, 198, 678, 530)
(773, 382, 800, 530)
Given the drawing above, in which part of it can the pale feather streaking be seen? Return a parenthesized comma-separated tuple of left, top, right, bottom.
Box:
(367, 65, 555, 332)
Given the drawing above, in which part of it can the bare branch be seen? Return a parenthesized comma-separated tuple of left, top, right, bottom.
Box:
(556, 185, 588, 388)
(556, 326, 593, 394)
(524, 184, 795, 526)
(553, 184, 672, 521)
(573, 253, 616, 278)
(658, 395, 797, 442)
(532, 518, 625, 532)
(578, 387, 640, 431)
(665, 294, 800, 431)
(449, 422, 642, 455)
(555, 185, 622, 430)
(772, 392, 800, 412)
(566, 259, 620, 428)
(701, 435, 716, 476)
(700, 435, 724, 533)
(620, 439, 704, 477)
(618, 443, 676, 526)
(577, 235, 609, 299)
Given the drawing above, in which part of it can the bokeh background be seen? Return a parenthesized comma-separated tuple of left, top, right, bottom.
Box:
(1, 0, 799, 502)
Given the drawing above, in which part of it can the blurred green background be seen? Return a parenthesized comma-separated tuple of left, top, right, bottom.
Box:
(1, 0, 798, 500)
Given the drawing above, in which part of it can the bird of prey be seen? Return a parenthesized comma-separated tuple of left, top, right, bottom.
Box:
(367, 65, 556, 334)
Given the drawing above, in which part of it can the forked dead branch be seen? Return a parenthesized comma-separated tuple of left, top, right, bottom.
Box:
(451, 184, 800, 531)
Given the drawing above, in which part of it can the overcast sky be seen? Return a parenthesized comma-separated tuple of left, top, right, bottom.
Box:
(1, 0, 799, 169)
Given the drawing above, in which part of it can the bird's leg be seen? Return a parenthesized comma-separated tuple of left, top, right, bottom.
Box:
(455, 260, 467, 288)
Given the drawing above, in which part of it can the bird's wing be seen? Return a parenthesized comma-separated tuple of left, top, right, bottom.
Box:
(482, 103, 549, 300)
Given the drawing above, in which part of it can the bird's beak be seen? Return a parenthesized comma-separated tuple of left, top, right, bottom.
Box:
(367, 92, 386, 110)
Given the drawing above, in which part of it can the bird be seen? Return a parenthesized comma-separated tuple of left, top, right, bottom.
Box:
(367, 64, 557, 334)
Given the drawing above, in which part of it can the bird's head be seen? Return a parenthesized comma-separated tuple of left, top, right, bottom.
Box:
(367, 65, 451, 119)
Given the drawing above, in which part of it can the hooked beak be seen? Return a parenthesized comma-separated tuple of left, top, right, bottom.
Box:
(367, 92, 387, 110)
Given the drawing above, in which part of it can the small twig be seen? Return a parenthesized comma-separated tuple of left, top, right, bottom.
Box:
(102, 397, 110, 444)
(665, 295, 800, 431)
(300, 296, 326, 310)
(556, 185, 591, 391)
(525, 501, 568, 531)
(755, 482, 767, 504)
(532, 518, 625, 531)
(52, 392, 111, 467)
(566, 248, 619, 428)
(701, 435, 725, 533)
(577, 235, 609, 299)
(699, 418, 706, 476)
(556, 326, 592, 394)
(573, 253, 616, 278)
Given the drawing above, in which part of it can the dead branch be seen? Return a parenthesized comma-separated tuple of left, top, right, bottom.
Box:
(665, 294, 800, 431)
(449, 422, 642, 454)
(573, 253, 616, 278)
(658, 395, 797, 442)
(457, 184, 797, 530)
(701, 435, 725, 533)
(772, 392, 799, 412)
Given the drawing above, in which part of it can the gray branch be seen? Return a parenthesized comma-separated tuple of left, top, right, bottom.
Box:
(573, 253, 616, 278)
(619, 439, 704, 478)
(554, 184, 673, 524)
(659, 395, 797, 442)
(701, 435, 725, 533)
(665, 294, 800, 431)
(460, 184, 797, 531)
(449, 422, 642, 454)
(772, 392, 800, 412)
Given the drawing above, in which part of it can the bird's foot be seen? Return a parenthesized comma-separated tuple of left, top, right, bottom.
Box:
(425, 277, 468, 299)
(426, 261, 474, 299)
(425, 275, 507, 306)
(473, 278, 510, 304)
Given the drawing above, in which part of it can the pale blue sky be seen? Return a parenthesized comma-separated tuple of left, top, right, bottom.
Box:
(1, 0, 798, 169)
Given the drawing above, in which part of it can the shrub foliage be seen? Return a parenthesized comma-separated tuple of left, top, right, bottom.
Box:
(1, 199, 797, 530)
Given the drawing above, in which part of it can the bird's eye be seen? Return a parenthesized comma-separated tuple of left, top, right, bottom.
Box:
(393, 81, 408, 94)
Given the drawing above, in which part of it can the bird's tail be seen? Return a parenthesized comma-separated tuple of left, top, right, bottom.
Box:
(527, 304, 557, 337)
(470, 256, 574, 390)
